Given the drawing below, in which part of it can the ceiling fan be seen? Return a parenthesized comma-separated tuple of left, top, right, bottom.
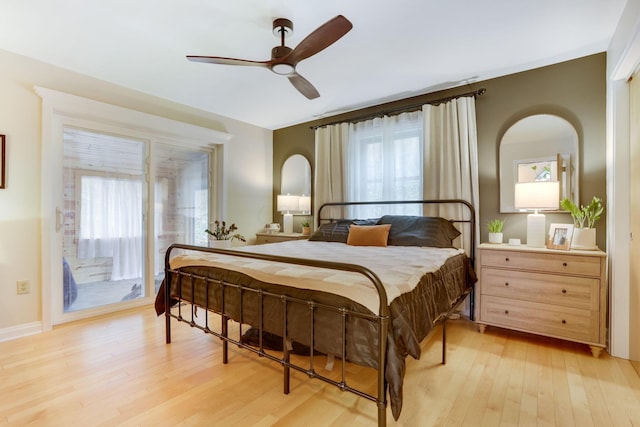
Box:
(187, 15, 353, 99)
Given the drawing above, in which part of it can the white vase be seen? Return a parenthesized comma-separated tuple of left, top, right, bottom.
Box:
(571, 228, 597, 250)
(209, 239, 232, 249)
(488, 232, 503, 244)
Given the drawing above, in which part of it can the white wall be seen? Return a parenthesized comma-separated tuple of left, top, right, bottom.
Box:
(0, 49, 273, 336)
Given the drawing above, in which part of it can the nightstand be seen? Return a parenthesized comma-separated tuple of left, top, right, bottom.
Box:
(255, 232, 309, 245)
(476, 243, 607, 357)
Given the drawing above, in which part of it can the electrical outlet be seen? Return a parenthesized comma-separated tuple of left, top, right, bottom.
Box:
(17, 280, 30, 295)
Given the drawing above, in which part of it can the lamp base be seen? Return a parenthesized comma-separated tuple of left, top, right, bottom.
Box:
(526, 213, 546, 247)
(283, 213, 293, 234)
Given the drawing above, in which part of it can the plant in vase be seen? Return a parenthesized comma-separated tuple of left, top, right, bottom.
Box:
(559, 197, 604, 250)
(205, 220, 246, 248)
(301, 220, 311, 236)
(487, 219, 505, 244)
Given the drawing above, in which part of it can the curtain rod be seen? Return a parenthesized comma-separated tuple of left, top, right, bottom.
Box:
(310, 87, 486, 130)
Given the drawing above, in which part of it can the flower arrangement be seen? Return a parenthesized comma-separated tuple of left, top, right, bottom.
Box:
(205, 220, 246, 242)
(560, 197, 604, 229)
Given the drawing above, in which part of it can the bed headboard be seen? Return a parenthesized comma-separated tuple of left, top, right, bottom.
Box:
(316, 199, 476, 265)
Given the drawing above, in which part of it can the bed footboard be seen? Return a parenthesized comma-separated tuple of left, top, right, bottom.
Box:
(164, 243, 392, 426)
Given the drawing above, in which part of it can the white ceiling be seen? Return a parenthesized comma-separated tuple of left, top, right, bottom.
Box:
(0, 1, 627, 130)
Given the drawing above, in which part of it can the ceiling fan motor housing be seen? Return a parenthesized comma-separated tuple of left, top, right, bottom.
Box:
(271, 45, 293, 59)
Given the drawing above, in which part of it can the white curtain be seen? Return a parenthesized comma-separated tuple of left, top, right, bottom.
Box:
(314, 97, 479, 248)
(422, 96, 480, 254)
(314, 123, 350, 222)
(77, 175, 143, 280)
(346, 112, 423, 218)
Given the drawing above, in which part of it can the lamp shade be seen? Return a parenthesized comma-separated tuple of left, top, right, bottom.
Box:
(514, 181, 560, 211)
(277, 194, 299, 212)
(298, 195, 311, 213)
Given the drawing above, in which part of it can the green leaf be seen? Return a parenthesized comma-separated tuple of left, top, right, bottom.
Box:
(486, 218, 505, 233)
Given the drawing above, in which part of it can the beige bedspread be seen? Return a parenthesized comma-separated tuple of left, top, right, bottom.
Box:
(169, 240, 465, 313)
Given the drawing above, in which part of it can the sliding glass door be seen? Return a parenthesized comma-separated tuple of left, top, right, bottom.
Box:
(62, 128, 146, 313)
(153, 144, 210, 289)
(58, 128, 211, 321)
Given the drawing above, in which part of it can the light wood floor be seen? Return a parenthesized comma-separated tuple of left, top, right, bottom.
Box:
(1, 307, 640, 427)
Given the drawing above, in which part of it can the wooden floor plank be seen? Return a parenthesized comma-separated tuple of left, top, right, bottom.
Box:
(535, 341, 556, 427)
(518, 335, 540, 427)
(499, 334, 526, 427)
(564, 351, 594, 427)
(1, 307, 639, 426)
(576, 352, 614, 427)
(550, 343, 576, 426)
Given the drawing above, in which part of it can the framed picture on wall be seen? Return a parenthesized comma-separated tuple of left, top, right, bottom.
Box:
(547, 223, 574, 250)
(0, 134, 5, 189)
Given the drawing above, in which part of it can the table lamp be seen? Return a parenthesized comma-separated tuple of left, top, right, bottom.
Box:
(277, 194, 299, 234)
(514, 181, 560, 247)
(298, 195, 311, 215)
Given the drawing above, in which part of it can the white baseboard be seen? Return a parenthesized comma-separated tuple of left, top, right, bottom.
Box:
(0, 321, 42, 342)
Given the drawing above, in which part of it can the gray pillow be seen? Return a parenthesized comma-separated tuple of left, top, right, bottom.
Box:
(308, 218, 379, 243)
(377, 215, 461, 247)
(308, 220, 353, 243)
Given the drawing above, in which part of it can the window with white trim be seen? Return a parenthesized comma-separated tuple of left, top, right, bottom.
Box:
(347, 111, 423, 218)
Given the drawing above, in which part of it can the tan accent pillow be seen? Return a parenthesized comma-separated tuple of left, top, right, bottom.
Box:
(346, 224, 391, 247)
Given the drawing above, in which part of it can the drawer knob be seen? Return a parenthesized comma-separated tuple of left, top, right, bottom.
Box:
(563, 262, 568, 267)
(504, 310, 509, 315)
(505, 282, 509, 287)
(562, 319, 567, 324)
(505, 257, 510, 262)
(562, 289, 567, 294)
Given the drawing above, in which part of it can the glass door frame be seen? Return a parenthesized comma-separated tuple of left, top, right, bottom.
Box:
(37, 87, 231, 328)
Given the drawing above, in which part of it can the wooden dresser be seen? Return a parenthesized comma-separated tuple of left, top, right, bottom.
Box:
(255, 232, 309, 245)
(476, 243, 607, 357)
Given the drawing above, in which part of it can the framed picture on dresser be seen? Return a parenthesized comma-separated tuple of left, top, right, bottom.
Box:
(547, 223, 573, 250)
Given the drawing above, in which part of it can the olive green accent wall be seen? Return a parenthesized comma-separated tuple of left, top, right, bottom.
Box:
(273, 124, 315, 231)
(273, 53, 606, 248)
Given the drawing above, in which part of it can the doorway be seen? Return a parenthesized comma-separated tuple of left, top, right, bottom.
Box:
(57, 127, 212, 322)
(37, 87, 230, 330)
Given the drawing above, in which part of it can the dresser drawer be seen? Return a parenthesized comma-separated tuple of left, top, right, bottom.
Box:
(481, 268, 599, 310)
(481, 296, 599, 343)
(481, 249, 601, 277)
(256, 235, 289, 244)
(255, 233, 308, 244)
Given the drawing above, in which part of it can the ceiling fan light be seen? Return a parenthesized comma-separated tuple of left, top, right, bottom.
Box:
(272, 63, 295, 75)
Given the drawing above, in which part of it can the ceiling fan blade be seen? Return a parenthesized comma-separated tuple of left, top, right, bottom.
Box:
(288, 72, 320, 99)
(287, 15, 353, 65)
(187, 55, 271, 68)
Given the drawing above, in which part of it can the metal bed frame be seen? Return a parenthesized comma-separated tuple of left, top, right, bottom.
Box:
(163, 199, 476, 426)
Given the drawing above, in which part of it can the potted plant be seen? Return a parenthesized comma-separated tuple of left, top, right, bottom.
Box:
(301, 220, 311, 236)
(487, 218, 505, 244)
(559, 196, 604, 250)
(205, 220, 246, 248)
